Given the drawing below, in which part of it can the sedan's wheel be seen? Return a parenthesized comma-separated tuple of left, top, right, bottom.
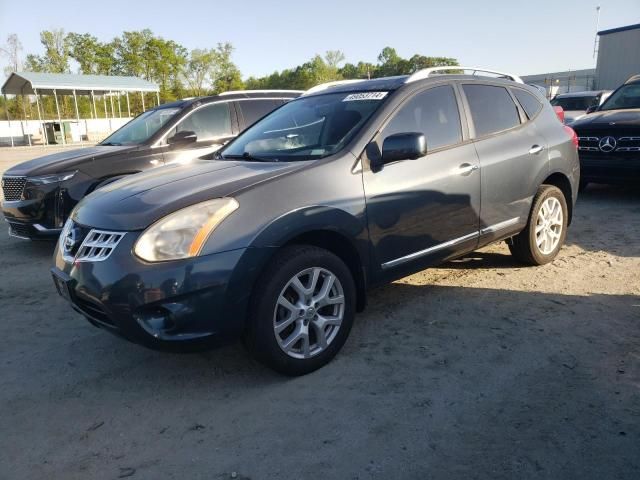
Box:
(508, 185, 568, 266)
(245, 245, 355, 376)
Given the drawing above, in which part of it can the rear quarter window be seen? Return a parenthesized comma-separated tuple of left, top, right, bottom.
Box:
(512, 89, 543, 119)
(462, 84, 521, 137)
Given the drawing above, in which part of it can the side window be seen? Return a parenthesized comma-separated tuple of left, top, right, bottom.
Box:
(239, 100, 282, 126)
(382, 85, 462, 151)
(462, 84, 521, 137)
(512, 89, 542, 119)
(175, 103, 232, 141)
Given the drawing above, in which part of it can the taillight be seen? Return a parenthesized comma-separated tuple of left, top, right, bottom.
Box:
(564, 125, 578, 149)
(554, 106, 565, 123)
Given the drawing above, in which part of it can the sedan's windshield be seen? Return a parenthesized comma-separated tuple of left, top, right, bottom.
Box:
(100, 107, 180, 146)
(550, 96, 599, 111)
(221, 91, 389, 161)
(599, 84, 640, 111)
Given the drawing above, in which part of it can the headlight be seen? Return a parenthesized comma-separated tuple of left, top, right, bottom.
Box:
(28, 171, 77, 185)
(134, 198, 239, 262)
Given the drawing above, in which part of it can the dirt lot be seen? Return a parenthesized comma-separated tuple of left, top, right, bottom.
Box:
(0, 147, 638, 479)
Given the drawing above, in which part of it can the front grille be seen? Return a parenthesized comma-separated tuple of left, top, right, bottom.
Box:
(76, 229, 126, 262)
(7, 222, 31, 238)
(2, 176, 26, 201)
(577, 131, 640, 155)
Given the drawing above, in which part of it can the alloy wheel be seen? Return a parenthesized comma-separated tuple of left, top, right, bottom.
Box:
(273, 267, 345, 359)
(535, 197, 563, 255)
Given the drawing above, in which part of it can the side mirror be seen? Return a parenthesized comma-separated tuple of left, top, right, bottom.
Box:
(381, 132, 427, 164)
(585, 105, 598, 114)
(167, 130, 197, 146)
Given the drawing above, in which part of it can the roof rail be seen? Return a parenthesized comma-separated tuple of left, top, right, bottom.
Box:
(302, 79, 364, 96)
(218, 89, 305, 96)
(406, 66, 524, 84)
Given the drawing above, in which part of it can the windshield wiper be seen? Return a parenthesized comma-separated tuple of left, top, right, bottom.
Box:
(222, 153, 278, 162)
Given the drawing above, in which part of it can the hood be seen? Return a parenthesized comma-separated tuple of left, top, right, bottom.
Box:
(72, 159, 307, 230)
(3, 145, 135, 176)
(563, 110, 586, 124)
(570, 108, 640, 130)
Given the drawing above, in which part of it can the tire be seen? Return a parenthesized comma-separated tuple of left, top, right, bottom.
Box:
(244, 245, 356, 376)
(508, 185, 568, 266)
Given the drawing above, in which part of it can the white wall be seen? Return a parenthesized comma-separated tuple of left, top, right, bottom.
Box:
(0, 117, 132, 146)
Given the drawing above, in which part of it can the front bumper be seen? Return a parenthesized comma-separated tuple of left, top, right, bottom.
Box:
(2, 186, 67, 239)
(579, 154, 640, 184)
(52, 231, 274, 350)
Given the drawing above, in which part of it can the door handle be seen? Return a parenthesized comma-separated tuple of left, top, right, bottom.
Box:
(458, 163, 479, 175)
(529, 145, 544, 155)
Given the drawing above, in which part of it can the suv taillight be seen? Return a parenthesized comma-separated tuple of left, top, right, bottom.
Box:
(554, 106, 565, 123)
(564, 125, 578, 149)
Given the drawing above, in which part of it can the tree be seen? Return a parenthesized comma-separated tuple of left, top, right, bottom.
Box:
(210, 42, 244, 93)
(184, 48, 217, 96)
(23, 29, 70, 73)
(324, 50, 345, 69)
(0, 34, 22, 76)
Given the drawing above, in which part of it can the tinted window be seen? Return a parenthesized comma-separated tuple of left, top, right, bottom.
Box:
(239, 100, 282, 126)
(550, 95, 598, 111)
(599, 84, 640, 111)
(463, 85, 520, 137)
(101, 108, 179, 146)
(222, 92, 387, 161)
(513, 89, 543, 119)
(174, 103, 232, 141)
(382, 85, 462, 150)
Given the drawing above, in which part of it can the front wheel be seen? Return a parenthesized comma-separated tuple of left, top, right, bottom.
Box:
(244, 245, 356, 376)
(508, 185, 568, 266)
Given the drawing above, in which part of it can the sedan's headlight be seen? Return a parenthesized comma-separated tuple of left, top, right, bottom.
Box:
(134, 198, 239, 262)
(28, 171, 77, 185)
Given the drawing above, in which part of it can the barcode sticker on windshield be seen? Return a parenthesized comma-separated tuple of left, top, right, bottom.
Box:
(342, 92, 388, 102)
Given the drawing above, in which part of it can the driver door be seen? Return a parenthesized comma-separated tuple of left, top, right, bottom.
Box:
(362, 84, 481, 279)
(162, 102, 236, 165)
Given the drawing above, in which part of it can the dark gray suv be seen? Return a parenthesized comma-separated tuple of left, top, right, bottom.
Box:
(51, 68, 580, 375)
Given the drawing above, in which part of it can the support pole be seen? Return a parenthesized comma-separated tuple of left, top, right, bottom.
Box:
(117, 92, 122, 118)
(73, 89, 81, 144)
(91, 90, 97, 119)
(103, 95, 108, 119)
(156, 91, 160, 106)
(141, 91, 145, 112)
(54, 89, 65, 146)
(34, 89, 46, 147)
(126, 91, 131, 117)
(21, 92, 31, 147)
(4, 94, 14, 147)
(109, 91, 115, 118)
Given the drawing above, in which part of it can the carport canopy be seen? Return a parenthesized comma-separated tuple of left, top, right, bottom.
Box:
(1, 72, 159, 95)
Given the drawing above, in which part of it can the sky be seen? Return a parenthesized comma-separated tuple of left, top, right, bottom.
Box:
(1, 0, 639, 79)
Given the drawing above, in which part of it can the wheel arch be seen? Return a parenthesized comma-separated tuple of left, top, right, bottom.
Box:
(542, 172, 574, 224)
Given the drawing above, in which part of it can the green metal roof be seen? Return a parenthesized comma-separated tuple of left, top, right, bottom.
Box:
(1, 72, 159, 95)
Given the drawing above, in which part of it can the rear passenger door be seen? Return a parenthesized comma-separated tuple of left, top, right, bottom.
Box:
(362, 84, 481, 277)
(236, 99, 285, 130)
(162, 102, 236, 164)
(461, 83, 548, 243)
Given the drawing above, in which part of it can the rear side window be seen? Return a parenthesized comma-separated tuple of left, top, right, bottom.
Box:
(513, 89, 543, 119)
(463, 84, 520, 137)
(239, 100, 282, 126)
(175, 103, 232, 140)
(382, 85, 462, 150)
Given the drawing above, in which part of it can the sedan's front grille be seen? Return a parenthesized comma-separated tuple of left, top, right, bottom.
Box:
(75, 229, 126, 262)
(2, 176, 26, 201)
(7, 222, 31, 238)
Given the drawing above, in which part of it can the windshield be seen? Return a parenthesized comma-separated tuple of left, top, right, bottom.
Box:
(221, 91, 389, 161)
(599, 84, 640, 111)
(100, 108, 180, 146)
(550, 95, 599, 111)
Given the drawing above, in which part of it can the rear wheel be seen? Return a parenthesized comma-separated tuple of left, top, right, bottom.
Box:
(244, 245, 356, 376)
(508, 185, 568, 265)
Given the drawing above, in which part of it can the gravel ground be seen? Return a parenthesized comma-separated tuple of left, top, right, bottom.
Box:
(0, 148, 638, 479)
